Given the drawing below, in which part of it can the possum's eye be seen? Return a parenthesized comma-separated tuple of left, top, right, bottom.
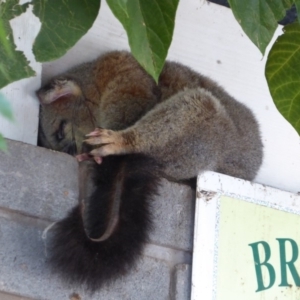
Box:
(54, 78, 68, 87)
(55, 120, 66, 141)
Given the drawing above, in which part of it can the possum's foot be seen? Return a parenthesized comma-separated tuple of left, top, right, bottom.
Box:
(83, 128, 134, 160)
(76, 153, 103, 164)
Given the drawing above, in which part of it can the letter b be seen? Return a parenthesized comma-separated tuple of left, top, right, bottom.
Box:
(249, 241, 276, 292)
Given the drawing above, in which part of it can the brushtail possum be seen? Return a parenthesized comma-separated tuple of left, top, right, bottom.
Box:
(37, 51, 263, 291)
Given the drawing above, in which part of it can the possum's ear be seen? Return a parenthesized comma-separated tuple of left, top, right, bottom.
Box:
(36, 78, 82, 105)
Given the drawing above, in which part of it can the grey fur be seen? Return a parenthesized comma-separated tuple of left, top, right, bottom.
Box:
(37, 50, 263, 181)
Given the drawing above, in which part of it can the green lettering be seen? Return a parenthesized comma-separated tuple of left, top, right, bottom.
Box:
(277, 238, 300, 287)
(249, 241, 276, 292)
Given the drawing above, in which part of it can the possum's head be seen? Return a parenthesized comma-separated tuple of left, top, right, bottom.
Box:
(36, 76, 98, 155)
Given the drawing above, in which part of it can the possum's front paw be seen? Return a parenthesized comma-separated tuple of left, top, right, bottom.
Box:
(82, 128, 133, 162)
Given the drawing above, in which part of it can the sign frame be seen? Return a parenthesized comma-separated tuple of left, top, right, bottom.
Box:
(191, 171, 300, 300)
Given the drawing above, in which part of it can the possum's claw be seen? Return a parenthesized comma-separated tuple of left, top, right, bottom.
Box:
(84, 128, 131, 157)
(84, 128, 115, 145)
(85, 127, 104, 137)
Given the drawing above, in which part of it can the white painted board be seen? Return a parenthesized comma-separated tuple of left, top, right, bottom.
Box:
(41, 0, 300, 193)
(0, 5, 41, 146)
(192, 171, 300, 300)
(1, 0, 300, 192)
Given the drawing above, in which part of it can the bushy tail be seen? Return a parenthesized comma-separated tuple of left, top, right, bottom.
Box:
(44, 154, 160, 291)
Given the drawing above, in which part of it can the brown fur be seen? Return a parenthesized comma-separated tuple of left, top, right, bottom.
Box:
(38, 50, 263, 181)
(36, 50, 263, 290)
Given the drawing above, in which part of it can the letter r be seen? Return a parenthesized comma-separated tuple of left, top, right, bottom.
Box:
(277, 238, 300, 287)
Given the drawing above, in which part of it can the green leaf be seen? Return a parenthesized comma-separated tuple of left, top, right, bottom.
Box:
(107, 0, 179, 83)
(0, 133, 7, 152)
(0, 93, 13, 121)
(295, 0, 300, 23)
(0, 14, 12, 56)
(266, 23, 300, 135)
(32, 0, 101, 62)
(0, 0, 35, 88)
(228, 0, 293, 54)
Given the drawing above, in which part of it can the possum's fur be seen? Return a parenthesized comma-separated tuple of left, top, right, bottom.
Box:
(37, 51, 263, 291)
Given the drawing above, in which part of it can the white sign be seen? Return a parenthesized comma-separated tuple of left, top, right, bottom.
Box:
(192, 171, 300, 300)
